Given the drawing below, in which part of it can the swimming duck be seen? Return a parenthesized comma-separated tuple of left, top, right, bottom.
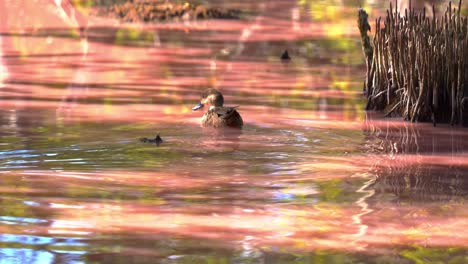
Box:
(192, 89, 243, 129)
(280, 49, 291, 61)
(139, 134, 163, 146)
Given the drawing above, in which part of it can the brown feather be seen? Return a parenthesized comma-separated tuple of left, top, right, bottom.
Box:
(201, 107, 243, 128)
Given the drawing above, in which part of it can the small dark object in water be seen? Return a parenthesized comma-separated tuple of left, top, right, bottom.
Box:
(280, 50, 291, 61)
(140, 134, 163, 146)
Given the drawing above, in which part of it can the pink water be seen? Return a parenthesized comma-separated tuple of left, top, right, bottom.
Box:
(0, 0, 467, 263)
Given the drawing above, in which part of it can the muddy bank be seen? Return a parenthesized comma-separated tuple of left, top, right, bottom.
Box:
(97, 1, 241, 22)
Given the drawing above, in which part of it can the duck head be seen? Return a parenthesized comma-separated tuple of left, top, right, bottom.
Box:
(192, 89, 224, 111)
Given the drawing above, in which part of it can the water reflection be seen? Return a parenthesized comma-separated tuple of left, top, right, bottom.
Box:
(0, 215, 48, 225)
(0, 211, 88, 262)
(1, 0, 468, 263)
(0, 249, 55, 264)
(0, 36, 7, 88)
(364, 113, 468, 202)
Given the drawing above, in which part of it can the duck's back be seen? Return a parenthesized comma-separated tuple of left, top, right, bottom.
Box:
(201, 107, 243, 128)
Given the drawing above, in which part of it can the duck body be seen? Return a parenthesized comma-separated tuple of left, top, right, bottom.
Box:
(201, 106, 243, 128)
(280, 49, 291, 61)
(193, 89, 243, 129)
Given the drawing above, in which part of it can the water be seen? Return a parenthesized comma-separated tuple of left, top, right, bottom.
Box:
(1, 0, 468, 263)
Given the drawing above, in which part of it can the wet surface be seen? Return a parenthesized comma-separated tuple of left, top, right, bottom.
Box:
(1, 0, 468, 263)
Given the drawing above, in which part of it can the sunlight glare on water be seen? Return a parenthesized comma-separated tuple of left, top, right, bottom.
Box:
(0, 0, 468, 263)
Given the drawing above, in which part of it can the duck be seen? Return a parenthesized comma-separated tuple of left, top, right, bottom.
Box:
(139, 134, 163, 146)
(280, 49, 291, 61)
(192, 89, 243, 129)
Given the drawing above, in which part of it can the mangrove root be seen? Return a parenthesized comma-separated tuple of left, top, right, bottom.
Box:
(358, 0, 468, 126)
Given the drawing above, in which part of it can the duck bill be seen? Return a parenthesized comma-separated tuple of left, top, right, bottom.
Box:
(192, 102, 204, 111)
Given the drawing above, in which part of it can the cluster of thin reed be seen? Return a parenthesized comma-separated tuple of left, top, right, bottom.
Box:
(359, 0, 467, 125)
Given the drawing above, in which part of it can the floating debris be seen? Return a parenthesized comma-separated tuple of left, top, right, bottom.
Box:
(358, 0, 468, 126)
(280, 49, 291, 61)
(140, 134, 163, 146)
(101, 1, 241, 23)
